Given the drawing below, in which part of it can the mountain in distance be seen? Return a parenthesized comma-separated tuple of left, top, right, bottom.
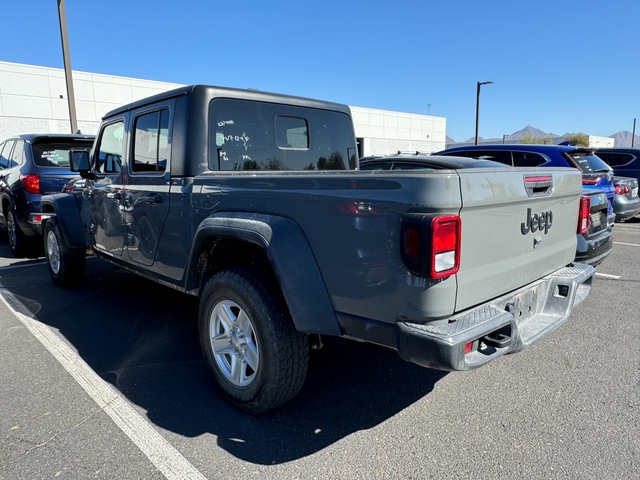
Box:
(450, 126, 640, 148)
(609, 131, 640, 148)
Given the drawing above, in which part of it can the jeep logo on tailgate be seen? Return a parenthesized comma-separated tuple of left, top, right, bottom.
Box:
(521, 208, 553, 235)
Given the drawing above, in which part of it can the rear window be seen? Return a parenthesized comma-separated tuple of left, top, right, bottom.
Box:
(209, 99, 357, 171)
(31, 140, 93, 168)
(567, 152, 612, 173)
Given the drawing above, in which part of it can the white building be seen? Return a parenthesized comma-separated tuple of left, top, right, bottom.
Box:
(0, 61, 447, 157)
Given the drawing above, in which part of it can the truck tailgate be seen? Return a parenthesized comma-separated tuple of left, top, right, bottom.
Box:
(454, 167, 582, 312)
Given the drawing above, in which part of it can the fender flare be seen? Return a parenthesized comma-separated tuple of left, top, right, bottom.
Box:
(40, 193, 87, 249)
(188, 212, 341, 336)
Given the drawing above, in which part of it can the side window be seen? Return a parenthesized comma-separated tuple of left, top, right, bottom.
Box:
(95, 120, 125, 173)
(604, 153, 634, 167)
(512, 151, 546, 167)
(0, 141, 13, 169)
(132, 109, 170, 174)
(9, 141, 25, 167)
(467, 150, 513, 166)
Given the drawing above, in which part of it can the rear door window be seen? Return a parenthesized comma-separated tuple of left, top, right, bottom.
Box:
(132, 109, 170, 174)
(0, 141, 14, 169)
(9, 140, 25, 167)
(465, 150, 513, 166)
(512, 151, 547, 167)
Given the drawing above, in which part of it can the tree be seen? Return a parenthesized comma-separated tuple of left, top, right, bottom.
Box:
(563, 133, 589, 147)
(519, 134, 554, 145)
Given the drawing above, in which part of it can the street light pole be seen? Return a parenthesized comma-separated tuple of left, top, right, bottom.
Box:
(57, 0, 78, 133)
(474, 81, 493, 145)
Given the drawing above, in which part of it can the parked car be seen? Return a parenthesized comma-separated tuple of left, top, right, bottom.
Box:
(0, 133, 95, 256)
(612, 176, 640, 222)
(360, 152, 613, 267)
(594, 148, 640, 186)
(434, 144, 616, 227)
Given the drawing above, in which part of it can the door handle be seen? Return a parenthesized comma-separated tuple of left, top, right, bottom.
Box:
(139, 195, 162, 205)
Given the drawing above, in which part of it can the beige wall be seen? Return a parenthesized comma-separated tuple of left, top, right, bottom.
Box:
(1, 61, 447, 156)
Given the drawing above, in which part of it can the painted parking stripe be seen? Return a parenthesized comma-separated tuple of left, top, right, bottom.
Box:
(0, 285, 206, 480)
(595, 272, 621, 280)
(613, 242, 640, 247)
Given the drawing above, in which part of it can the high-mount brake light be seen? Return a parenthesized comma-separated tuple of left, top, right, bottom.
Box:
(577, 196, 590, 234)
(20, 174, 41, 194)
(582, 179, 598, 185)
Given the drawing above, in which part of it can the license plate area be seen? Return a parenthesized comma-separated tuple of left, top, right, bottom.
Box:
(591, 212, 602, 229)
(508, 286, 538, 322)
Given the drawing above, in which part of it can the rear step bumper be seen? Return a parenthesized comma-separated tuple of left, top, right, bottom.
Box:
(396, 262, 595, 371)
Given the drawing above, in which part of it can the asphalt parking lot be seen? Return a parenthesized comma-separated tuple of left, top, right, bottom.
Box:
(1, 218, 639, 480)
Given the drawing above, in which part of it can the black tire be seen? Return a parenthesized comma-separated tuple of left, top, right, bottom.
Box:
(199, 268, 309, 414)
(6, 203, 31, 257)
(44, 218, 86, 287)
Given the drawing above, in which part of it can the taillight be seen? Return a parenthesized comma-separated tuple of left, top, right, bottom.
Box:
(615, 185, 630, 195)
(401, 214, 461, 279)
(20, 174, 41, 194)
(431, 216, 461, 278)
(577, 196, 590, 234)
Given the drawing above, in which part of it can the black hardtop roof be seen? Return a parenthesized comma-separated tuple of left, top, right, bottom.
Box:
(102, 84, 352, 119)
(3, 133, 95, 143)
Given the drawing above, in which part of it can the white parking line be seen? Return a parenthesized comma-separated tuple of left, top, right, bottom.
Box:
(595, 272, 621, 280)
(614, 242, 640, 247)
(0, 285, 207, 480)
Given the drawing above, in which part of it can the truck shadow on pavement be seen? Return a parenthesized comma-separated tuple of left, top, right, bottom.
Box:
(0, 249, 447, 465)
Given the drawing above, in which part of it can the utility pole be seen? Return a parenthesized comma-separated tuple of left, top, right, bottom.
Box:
(632, 118, 636, 148)
(474, 81, 493, 145)
(57, 0, 78, 133)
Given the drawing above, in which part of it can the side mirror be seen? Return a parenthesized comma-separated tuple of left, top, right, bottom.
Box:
(69, 149, 91, 172)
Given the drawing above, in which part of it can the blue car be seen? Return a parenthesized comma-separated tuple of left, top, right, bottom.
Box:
(0, 133, 95, 256)
(434, 144, 616, 226)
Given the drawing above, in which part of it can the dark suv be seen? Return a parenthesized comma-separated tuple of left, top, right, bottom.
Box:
(0, 133, 95, 256)
(435, 144, 616, 227)
(594, 148, 640, 184)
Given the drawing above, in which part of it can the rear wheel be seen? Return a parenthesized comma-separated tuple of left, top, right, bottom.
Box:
(6, 204, 31, 257)
(44, 218, 86, 287)
(199, 268, 309, 414)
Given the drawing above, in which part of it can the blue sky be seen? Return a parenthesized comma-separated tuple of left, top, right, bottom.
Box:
(1, 0, 639, 142)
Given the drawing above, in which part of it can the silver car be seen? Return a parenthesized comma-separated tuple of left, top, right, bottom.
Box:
(613, 176, 640, 222)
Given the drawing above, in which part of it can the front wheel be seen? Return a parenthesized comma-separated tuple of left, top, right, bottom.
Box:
(44, 218, 86, 287)
(199, 269, 309, 414)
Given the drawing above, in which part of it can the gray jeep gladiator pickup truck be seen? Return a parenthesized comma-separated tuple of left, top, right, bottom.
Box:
(40, 85, 595, 413)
